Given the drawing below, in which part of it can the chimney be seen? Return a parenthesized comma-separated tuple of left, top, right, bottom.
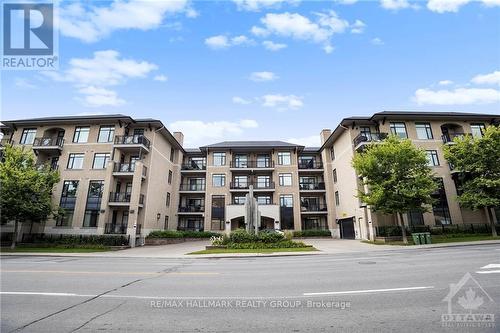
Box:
(173, 132, 184, 147)
(320, 129, 332, 145)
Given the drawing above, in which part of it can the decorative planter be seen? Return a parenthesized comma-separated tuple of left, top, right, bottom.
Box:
(144, 237, 210, 246)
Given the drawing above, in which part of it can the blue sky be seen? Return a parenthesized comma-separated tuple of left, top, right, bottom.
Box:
(1, 0, 500, 147)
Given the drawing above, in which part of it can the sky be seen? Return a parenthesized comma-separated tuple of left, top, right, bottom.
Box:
(1, 0, 500, 147)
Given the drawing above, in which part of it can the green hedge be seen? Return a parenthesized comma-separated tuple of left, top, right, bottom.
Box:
(26, 234, 128, 246)
(147, 230, 221, 239)
(227, 229, 285, 243)
(226, 240, 309, 249)
(292, 230, 331, 237)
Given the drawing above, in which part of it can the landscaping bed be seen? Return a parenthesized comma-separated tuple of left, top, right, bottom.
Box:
(145, 231, 221, 246)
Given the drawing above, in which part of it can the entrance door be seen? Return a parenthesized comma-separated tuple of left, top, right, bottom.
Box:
(339, 217, 355, 239)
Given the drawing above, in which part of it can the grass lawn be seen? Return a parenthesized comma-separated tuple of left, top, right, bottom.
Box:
(363, 234, 500, 246)
(1, 246, 111, 253)
(188, 247, 318, 255)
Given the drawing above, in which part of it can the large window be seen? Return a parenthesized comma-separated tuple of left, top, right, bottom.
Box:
(257, 155, 271, 168)
(83, 181, 103, 227)
(211, 195, 225, 230)
(426, 150, 440, 166)
(212, 174, 226, 187)
(277, 152, 291, 165)
(213, 152, 226, 166)
(280, 195, 294, 230)
(234, 154, 248, 168)
(415, 123, 433, 140)
(256, 175, 271, 189)
(256, 196, 272, 205)
(58, 180, 79, 227)
(470, 123, 486, 138)
(98, 126, 115, 143)
(234, 196, 246, 205)
(73, 126, 90, 143)
(432, 178, 452, 225)
(279, 173, 292, 186)
(67, 153, 84, 169)
(233, 175, 248, 188)
(389, 122, 408, 139)
(92, 153, 110, 169)
(20, 128, 36, 144)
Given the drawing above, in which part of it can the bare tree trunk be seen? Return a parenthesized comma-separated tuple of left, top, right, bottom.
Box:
(10, 219, 18, 249)
(486, 207, 498, 237)
(398, 213, 408, 245)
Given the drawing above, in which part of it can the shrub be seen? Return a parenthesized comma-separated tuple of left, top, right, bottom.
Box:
(27, 234, 128, 246)
(293, 230, 331, 238)
(229, 229, 257, 243)
(147, 230, 220, 239)
(226, 240, 309, 249)
(256, 231, 285, 243)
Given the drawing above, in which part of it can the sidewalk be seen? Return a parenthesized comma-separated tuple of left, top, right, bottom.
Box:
(1, 239, 499, 259)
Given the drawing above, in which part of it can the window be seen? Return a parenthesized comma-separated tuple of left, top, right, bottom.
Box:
(20, 128, 36, 144)
(335, 191, 340, 206)
(257, 155, 271, 168)
(170, 148, 175, 162)
(330, 148, 335, 160)
(58, 180, 79, 227)
(426, 150, 440, 166)
(298, 156, 315, 169)
(67, 153, 85, 169)
(256, 196, 272, 205)
(256, 175, 271, 189)
(211, 196, 225, 230)
(234, 196, 246, 205)
(333, 169, 338, 183)
(415, 123, 433, 140)
(233, 176, 248, 188)
(213, 152, 226, 166)
(164, 216, 169, 230)
(280, 195, 293, 207)
(432, 178, 452, 225)
(83, 181, 104, 228)
(280, 195, 294, 230)
(279, 173, 292, 186)
(277, 152, 291, 165)
(470, 123, 486, 138)
(73, 127, 90, 143)
(299, 176, 316, 190)
(92, 153, 110, 169)
(234, 154, 248, 168)
(212, 174, 226, 187)
(168, 170, 172, 184)
(166, 193, 171, 207)
(98, 126, 115, 143)
(389, 122, 408, 139)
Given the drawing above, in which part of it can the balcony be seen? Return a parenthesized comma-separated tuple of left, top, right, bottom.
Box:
(230, 160, 275, 170)
(353, 132, 388, 150)
(298, 160, 323, 171)
(181, 162, 207, 172)
(114, 135, 151, 153)
(178, 205, 205, 214)
(179, 184, 206, 192)
(112, 162, 147, 179)
(441, 133, 468, 144)
(230, 181, 275, 191)
(32, 137, 64, 154)
(108, 192, 144, 207)
(299, 182, 326, 192)
(301, 203, 328, 214)
(104, 223, 127, 234)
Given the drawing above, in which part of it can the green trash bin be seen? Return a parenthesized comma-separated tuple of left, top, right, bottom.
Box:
(424, 232, 432, 244)
(412, 233, 421, 245)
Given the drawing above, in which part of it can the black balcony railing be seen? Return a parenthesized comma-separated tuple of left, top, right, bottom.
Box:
(299, 182, 326, 190)
(230, 160, 275, 168)
(441, 133, 467, 144)
(230, 181, 275, 190)
(104, 223, 127, 234)
(113, 162, 136, 172)
(298, 160, 323, 169)
(181, 162, 207, 170)
(33, 137, 64, 148)
(109, 192, 131, 203)
(179, 184, 206, 191)
(301, 203, 328, 212)
(114, 135, 151, 149)
(178, 205, 205, 212)
(353, 132, 388, 146)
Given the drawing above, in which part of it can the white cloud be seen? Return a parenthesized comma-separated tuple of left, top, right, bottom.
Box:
(249, 71, 278, 82)
(232, 96, 252, 105)
(286, 135, 321, 147)
(371, 37, 384, 45)
(154, 74, 168, 82)
(323, 44, 334, 54)
(471, 70, 500, 85)
(350, 20, 366, 34)
(59, 0, 195, 43)
(251, 11, 363, 53)
(169, 119, 259, 147)
(262, 40, 287, 51)
(14, 78, 37, 89)
(438, 80, 454, 86)
(380, 0, 418, 10)
(43, 50, 157, 107)
(335, 0, 359, 4)
(414, 88, 500, 105)
(261, 94, 303, 110)
(427, 0, 470, 13)
(205, 35, 255, 49)
(233, 0, 299, 11)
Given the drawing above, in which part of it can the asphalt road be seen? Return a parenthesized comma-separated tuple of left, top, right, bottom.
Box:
(1, 244, 499, 332)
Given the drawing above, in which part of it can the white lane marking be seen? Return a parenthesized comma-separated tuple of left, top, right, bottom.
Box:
(480, 264, 500, 269)
(476, 270, 500, 274)
(303, 286, 434, 296)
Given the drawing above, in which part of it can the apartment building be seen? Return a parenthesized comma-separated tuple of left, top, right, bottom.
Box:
(319, 111, 500, 240)
(0, 115, 184, 246)
(0, 111, 498, 244)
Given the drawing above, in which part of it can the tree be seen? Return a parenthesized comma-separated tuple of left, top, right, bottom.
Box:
(0, 145, 60, 248)
(443, 126, 500, 237)
(352, 136, 438, 244)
